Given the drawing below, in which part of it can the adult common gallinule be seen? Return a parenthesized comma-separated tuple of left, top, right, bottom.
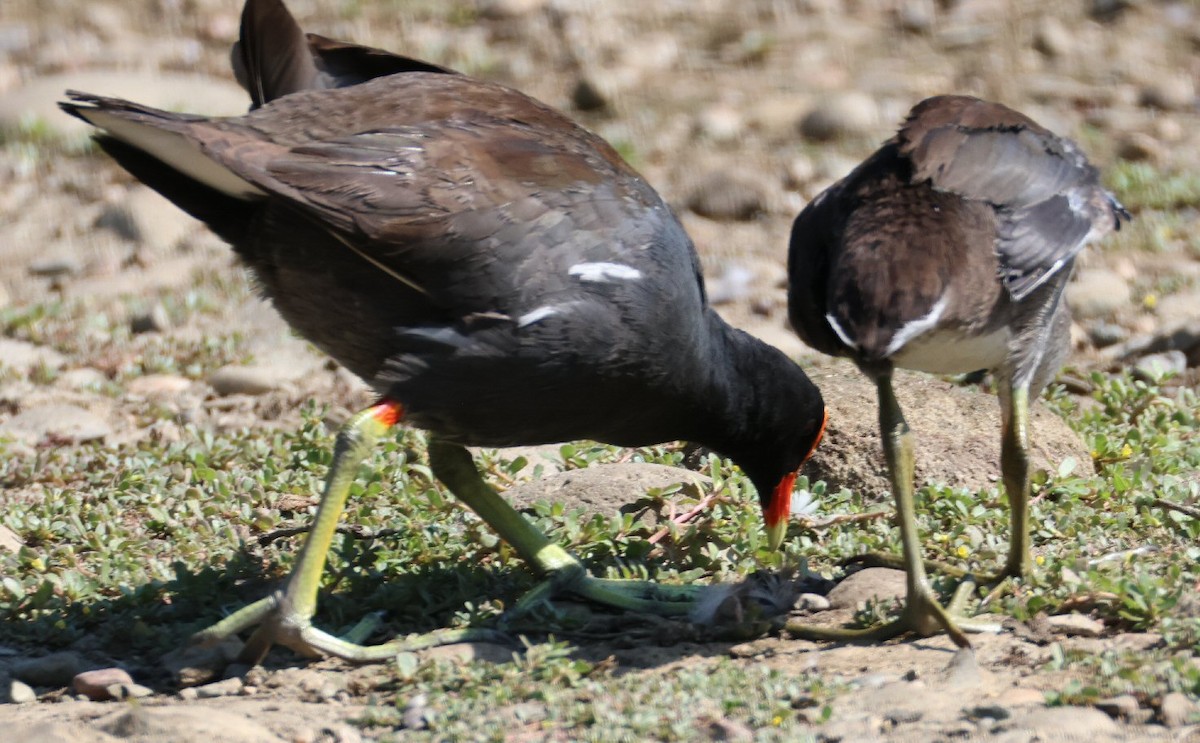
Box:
(787, 95, 1129, 646)
(60, 0, 827, 663)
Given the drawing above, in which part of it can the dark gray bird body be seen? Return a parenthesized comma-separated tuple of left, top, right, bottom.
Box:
(60, 0, 825, 522)
(57, 0, 826, 664)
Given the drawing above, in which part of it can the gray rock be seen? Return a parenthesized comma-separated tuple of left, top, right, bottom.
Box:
(1158, 691, 1196, 728)
(12, 651, 86, 687)
(208, 364, 289, 396)
(1068, 268, 1131, 319)
(130, 305, 171, 334)
(161, 638, 243, 687)
(1045, 613, 1105, 638)
(7, 678, 36, 704)
(895, 0, 936, 33)
(28, 257, 80, 279)
(1154, 289, 1200, 330)
(504, 462, 709, 525)
(422, 642, 516, 665)
(11, 721, 122, 742)
(695, 105, 745, 143)
(1088, 321, 1129, 348)
(999, 705, 1118, 737)
(110, 682, 153, 699)
(798, 92, 879, 141)
(1134, 351, 1188, 382)
(685, 170, 769, 221)
(1095, 694, 1140, 720)
(1115, 132, 1166, 163)
(126, 374, 193, 397)
(827, 568, 906, 611)
(1, 404, 113, 445)
(699, 716, 753, 741)
(99, 706, 280, 743)
(1139, 76, 1195, 111)
(0, 525, 22, 554)
(0, 339, 66, 375)
(796, 593, 831, 612)
(55, 368, 108, 391)
(1033, 17, 1073, 58)
(194, 676, 243, 698)
(97, 186, 195, 251)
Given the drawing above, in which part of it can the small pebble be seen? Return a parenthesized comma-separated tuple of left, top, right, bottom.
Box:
(796, 593, 831, 612)
(7, 679, 37, 704)
(208, 364, 286, 396)
(130, 305, 171, 334)
(1095, 694, 1140, 720)
(798, 92, 879, 141)
(1134, 351, 1187, 382)
(195, 676, 243, 698)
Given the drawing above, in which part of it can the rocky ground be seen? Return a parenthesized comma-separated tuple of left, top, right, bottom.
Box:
(1, 0, 1199, 740)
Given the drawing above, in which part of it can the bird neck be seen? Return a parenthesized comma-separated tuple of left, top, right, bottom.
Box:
(689, 311, 824, 496)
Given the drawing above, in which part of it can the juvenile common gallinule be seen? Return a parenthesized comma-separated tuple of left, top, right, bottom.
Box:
(60, 0, 827, 663)
(787, 95, 1129, 646)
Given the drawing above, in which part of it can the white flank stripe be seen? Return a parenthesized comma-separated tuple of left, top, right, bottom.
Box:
(568, 262, 643, 283)
(885, 294, 949, 357)
(825, 313, 858, 350)
(517, 306, 559, 327)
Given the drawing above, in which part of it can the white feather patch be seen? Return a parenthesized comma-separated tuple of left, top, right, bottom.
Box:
(568, 262, 643, 283)
(81, 109, 263, 200)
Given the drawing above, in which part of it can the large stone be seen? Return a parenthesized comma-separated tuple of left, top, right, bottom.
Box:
(504, 462, 710, 526)
(0, 404, 113, 445)
(802, 364, 1088, 501)
(826, 568, 906, 611)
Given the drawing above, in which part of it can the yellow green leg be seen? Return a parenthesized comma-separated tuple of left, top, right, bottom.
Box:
(426, 439, 705, 618)
(999, 383, 1031, 579)
(192, 402, 506, 664)
(786, 373, 974, 648)
(193, 405, 712, 666)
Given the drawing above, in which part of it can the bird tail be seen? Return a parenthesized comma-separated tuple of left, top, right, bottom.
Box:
(59, 92, 263, 243)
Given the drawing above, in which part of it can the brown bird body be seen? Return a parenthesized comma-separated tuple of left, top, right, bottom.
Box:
(788, 95, 1128, 646)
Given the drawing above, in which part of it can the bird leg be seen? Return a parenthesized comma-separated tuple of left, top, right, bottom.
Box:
(193, 401, 507, 665)
(999, 384, 1032, 579)
(786, 374, 975, 648)
(193, 408, 711, 665)
(425, 439, 705, 622)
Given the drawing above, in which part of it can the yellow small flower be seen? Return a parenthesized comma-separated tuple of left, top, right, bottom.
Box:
(772, 715, 784, 726)
(1035, 555, 1045, 566)
(1143, 293, 1158, 310)
(956, 545, 970, 559)
(1120, 444, 1133, 458)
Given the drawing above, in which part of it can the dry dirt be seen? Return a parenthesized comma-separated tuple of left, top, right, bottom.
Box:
(2, 0, 1199, 740)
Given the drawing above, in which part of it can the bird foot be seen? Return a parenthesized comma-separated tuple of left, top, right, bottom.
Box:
(783, 578, 1000, 649)
(191, 592, 509, 665)
(843, 551, 1024, 589)
(500, 544, 706, 628)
